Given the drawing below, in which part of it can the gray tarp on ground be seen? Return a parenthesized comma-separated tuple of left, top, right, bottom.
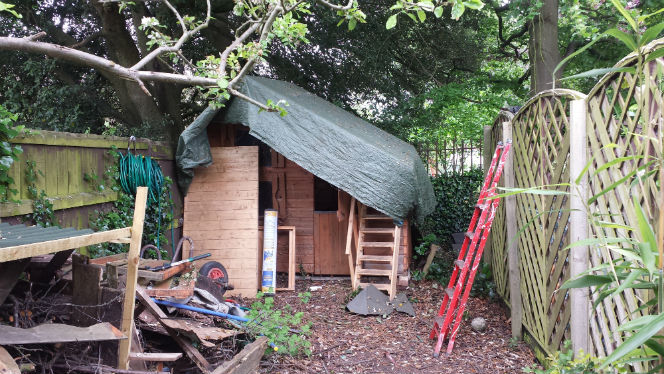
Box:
(176, 76, 435, 223)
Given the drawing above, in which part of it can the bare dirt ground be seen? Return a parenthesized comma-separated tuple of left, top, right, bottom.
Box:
(258, 279, 536, 374)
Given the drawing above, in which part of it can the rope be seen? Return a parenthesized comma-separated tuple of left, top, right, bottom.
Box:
(117, 137, 175, 252)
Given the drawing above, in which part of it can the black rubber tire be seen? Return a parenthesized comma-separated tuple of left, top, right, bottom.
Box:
(199, 261, 229, 285)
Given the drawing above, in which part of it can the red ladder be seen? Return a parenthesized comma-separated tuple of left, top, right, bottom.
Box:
(429, 141, 511, 357)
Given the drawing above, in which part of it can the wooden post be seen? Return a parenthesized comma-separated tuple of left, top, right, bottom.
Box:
(503, 121, 522, 340)
(483, 126, 493, 263)
(569, 99, 589, 357)
(345, 197, 356, 287)
(118, 187, 148, 370)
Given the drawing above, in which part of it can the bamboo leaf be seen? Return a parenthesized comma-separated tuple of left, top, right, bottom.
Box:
(604, 28, 638, 51)
(645, 48, 664, 63)
(561, 67, 635, 81)
(610, 0, 638, 33)
(588, 168, 638, 205)
(564, 237, 632, 251)
(561, 274, 614, 289)
(592, 155, 643, 176)
(618, 315, 658, 332)
(640, 21, 664, 47)
(634, 194, 657, 275)
(600, 313, 664, 368)
(613, 268, 645, 296)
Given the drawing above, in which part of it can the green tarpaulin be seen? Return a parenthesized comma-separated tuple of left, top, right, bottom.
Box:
(177, 76, 435, 223)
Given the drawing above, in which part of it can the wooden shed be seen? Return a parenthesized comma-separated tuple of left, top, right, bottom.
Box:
(180, 77, 436, 297)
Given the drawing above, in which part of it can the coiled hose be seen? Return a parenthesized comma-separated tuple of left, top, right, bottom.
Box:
(117, 137, 174, 253)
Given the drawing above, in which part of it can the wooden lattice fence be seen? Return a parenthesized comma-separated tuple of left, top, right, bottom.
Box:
(486, 39, 664, 369)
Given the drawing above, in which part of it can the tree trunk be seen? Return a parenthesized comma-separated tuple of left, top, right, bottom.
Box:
(528, 0, 561, 96)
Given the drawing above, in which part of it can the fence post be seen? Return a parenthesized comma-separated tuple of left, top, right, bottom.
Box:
(502, 120, 523, 340)
(569, 99, 589, 357)
(483, 126, 493, 263)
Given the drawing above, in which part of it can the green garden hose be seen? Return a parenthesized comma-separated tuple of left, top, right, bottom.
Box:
(117, 137, 174, 252)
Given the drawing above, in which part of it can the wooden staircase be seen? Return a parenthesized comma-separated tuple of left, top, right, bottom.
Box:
(351, 205, 401, 299)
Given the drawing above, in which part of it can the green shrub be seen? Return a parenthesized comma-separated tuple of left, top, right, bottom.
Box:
(418, 168, 484, 249)
(523, 341, 626, 374)
(244, 291, 312, 356)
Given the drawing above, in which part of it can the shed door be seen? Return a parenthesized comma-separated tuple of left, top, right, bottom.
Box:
(314, 212, 350, 275)
(183, 146, 259, 297)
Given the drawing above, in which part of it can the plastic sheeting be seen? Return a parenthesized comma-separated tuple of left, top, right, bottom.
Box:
(176, 76, 435, 222)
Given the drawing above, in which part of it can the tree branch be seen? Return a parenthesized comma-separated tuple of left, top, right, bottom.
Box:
(315, 0, 354, 11)
(0, 37, 218, 87)
(131, 0, 212, 71)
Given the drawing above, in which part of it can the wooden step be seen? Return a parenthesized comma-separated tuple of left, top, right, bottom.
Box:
(454, 260, 465, 269)
(358, 282, 391, 291)
(359, 241, 394, 247)
(363, 215, 392, 220)
(445, 287, 455, 298)
(360, 228, 394, 234)
(358, 255, 393, 262)
(129, 352, 183, 361)
(356, 268, 392, 276)
(465, 231, 475, 240)
(475, 203, 489, 210)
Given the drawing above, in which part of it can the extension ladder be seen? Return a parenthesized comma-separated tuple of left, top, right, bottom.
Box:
(429, 141, 511, 356)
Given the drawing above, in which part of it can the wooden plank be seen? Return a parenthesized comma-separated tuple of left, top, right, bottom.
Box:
(345, 198, 356, 286)
(0, 259, 30, 305)
(275, 226, 296, 291)
(0, 346, 20, 374)
(0, 323, 125, 344)
(211, 336, 268, 374)
(128, 353, 183, 362)
(135, 286, 211, 374)
(389, 225, 401, 300)
(503, 120, 523, 340)
(72, 254, 102, 326)
(569, 99, 589, 357)
(118, 187, 148, 371)
(0, 227, 131, 262)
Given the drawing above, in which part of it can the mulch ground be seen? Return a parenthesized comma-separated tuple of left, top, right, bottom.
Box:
(257, 279, 536, 374)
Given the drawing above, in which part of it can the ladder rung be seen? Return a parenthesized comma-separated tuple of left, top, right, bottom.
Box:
(361, 228, 394, 234)
(445, 287, 454, 298)
(454, 260, 465, 269)
(358, 255, 393, 262)
(363, 215, 392, 220)
(475, 203, 489, 210)
(356, 268, 392, 276)
(465, 231, 474, 240)
(358, 282, 390, 290)
(360, 241, 394, 247)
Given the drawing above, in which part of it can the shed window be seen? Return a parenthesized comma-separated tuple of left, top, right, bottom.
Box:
(314, 177, 338, 211)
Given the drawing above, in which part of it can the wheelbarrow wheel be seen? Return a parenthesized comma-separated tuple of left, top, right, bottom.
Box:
(199, 261, 229, 285)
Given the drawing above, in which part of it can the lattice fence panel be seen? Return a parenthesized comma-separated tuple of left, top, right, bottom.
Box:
(584, 42, 664, 371)
(511, 90, 584, 354)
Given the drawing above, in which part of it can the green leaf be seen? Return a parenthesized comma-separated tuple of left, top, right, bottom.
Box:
(618, 314, 658, 332)
(386, 14, 397, 29)
(450, 1, 465, 20)
(561, 274, 613, 289)
(217, 78, 229, 89)
(561, 67, 636, 81)
(462, 0, 484, 10)
(563, 237, 632, 251)
(434, 6, 443, 18)
(406, 12, 417, 22)
(600, 312, 664, 368)
(348, 18, 357, 30)
(417, 10, 426, 22)
(604, 28, 638, 51)
(613, 268, 645, 297)
(634, 195, 657, 275)
(645, 48, 664, 63)
(640, 21, 664, 47)
(610, 0, 638, 33)
(588, 168, 638, 205)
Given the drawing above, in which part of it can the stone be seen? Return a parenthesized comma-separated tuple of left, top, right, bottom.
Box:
(346, 285, 394, 316)
(471, 317, 487, 332)
(392, 293, 415, 317)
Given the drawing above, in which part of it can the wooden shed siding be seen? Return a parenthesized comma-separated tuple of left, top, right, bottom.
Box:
(183, 147, 259, 297)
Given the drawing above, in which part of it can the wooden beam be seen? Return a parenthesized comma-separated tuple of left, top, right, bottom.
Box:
(483, 125, 494, 263)
(118, 187, 148, 371)
(0, 227, 131, 262)
(389, 225, 401, 300)
(212, 336, 268, 374)
(128, 353, 183, 362)
(0, 259, 30, 305)
(345, 198, 356, 286)
(0, 323, 125, 344)
(135, 287, 212, 374)
(569, 99, 589, 357)
(503, 121, 523, 340)
(0, 346, 20, 374)
(275, 226, 296, 291)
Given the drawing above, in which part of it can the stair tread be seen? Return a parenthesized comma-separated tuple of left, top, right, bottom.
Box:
(363, 215, 393, 220)
(445, 287, 455, 297)
(454, 260, 465, 268)
(356, 268, 392, 276)
(360, 241, 395, 247)
(358, 282, 391, 290)
(358, 255, 393, 262)
(361, 228, 395, 234)
(465, 231, 475, 239)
